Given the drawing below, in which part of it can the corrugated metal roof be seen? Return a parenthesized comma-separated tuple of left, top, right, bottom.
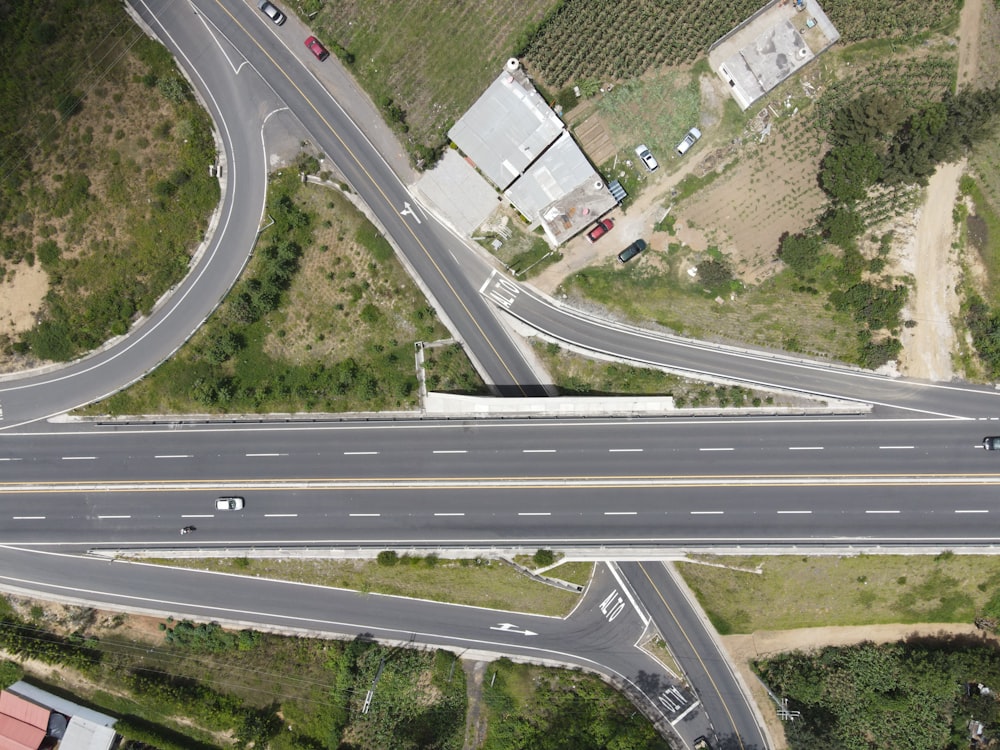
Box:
(449, 69, 563, 189)
(7, 683, 115, 728)
(60, 716, 117, 750)
(0, 691, 48, 750)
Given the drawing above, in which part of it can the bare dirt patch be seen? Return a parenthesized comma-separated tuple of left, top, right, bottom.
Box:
(897, 161, 963, 380)
(0, 264, 48, 338)
(677, 116, 827, 280)
(723, 622, 994, 750)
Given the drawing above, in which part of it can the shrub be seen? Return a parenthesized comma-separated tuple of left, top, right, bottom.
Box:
(533, 549, 555, 567)
(377, 550, 398, 566)
(0, 660, 23, 689)
(695, 259, 733, 292)
(36, 239, 60, 268)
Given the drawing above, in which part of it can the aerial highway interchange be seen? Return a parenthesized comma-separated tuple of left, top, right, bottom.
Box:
(0, 1, 997, 749)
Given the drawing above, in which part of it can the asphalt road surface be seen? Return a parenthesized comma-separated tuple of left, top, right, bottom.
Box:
(1, 3, 997, 749)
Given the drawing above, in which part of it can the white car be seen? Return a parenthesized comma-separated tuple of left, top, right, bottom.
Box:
(257, 0, 286, 25)
(216, 497, 245, 511)
(676, 127, 702, 155)
(634, 144, 658, 172)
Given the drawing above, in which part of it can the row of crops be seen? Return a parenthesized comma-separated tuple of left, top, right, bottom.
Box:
(812, 55, 957, 132)
(523, 0, 763, 86)
(524, 0, 960, 89)
(819, 0, 959, 42)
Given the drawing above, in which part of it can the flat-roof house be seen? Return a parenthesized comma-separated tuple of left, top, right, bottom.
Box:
(449, 60, 616, 245)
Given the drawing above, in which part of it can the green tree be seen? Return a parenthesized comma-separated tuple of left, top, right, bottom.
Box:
(777, 232, 824, 276)
(819, 142, 883, 202)
(820, 205, 865, 250)
(827, 92, 907, 147)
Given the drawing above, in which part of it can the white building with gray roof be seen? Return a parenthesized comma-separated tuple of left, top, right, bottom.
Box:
(449, 60, 616, 245)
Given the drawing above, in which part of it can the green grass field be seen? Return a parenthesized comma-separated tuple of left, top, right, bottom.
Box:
(143, 555, 582, 616)
(678, 553, 1000, 634)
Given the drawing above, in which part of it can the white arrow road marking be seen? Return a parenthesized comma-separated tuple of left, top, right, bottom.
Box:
(489, 623, 537, 636)
(400, 202, 421, 224)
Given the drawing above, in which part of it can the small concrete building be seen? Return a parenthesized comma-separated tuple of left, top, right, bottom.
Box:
(709, 0, 840, 111)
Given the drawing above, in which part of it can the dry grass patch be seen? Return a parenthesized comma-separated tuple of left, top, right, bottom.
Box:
(144, 556, 582, 616)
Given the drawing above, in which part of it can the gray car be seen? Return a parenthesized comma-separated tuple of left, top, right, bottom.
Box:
(983, 436, 1000, 451)
(258, 0, 286, 25)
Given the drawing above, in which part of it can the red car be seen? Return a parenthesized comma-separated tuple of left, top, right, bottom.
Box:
(305, 36, 330, 61)
(586, 218, 614, 243)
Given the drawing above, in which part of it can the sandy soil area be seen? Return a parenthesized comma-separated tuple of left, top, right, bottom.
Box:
(724, 621, 995, 749)
(0, 264, 47, 339)
(896, 0, 983, 380)
(897, 161, 964, 380)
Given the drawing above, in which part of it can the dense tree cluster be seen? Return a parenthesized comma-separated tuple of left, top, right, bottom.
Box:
(756, 637, 1000, 750)
(819, 88, 1000, 204)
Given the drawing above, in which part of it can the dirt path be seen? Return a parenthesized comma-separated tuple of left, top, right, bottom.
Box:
(898, 0, 982, 380)
(898, 161, 964, 380)
(462, 660, 489, 749)
(723, 622, 995, 750)
(530, 149, 705, 294)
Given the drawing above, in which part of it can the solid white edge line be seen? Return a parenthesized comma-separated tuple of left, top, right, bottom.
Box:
(606, 562, 650, 627)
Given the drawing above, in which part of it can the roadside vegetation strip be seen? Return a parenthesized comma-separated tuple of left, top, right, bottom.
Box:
(755, 638, 1000, 750)
(142, 556, 582, 617)
(532, 340, 801, 409)
(78, 169, 483, 416)
(0, 0, 219, 365)
(677, 553, 1000, 634)
(479, 658, 671, 750)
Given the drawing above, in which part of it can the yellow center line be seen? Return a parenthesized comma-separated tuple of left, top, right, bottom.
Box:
(213, 1, 529, 395)
(636, 561, 748, 750)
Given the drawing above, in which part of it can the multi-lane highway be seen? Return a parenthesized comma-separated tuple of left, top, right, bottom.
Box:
(0, 2, 996, 748)
(2, 417, 999, 547)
